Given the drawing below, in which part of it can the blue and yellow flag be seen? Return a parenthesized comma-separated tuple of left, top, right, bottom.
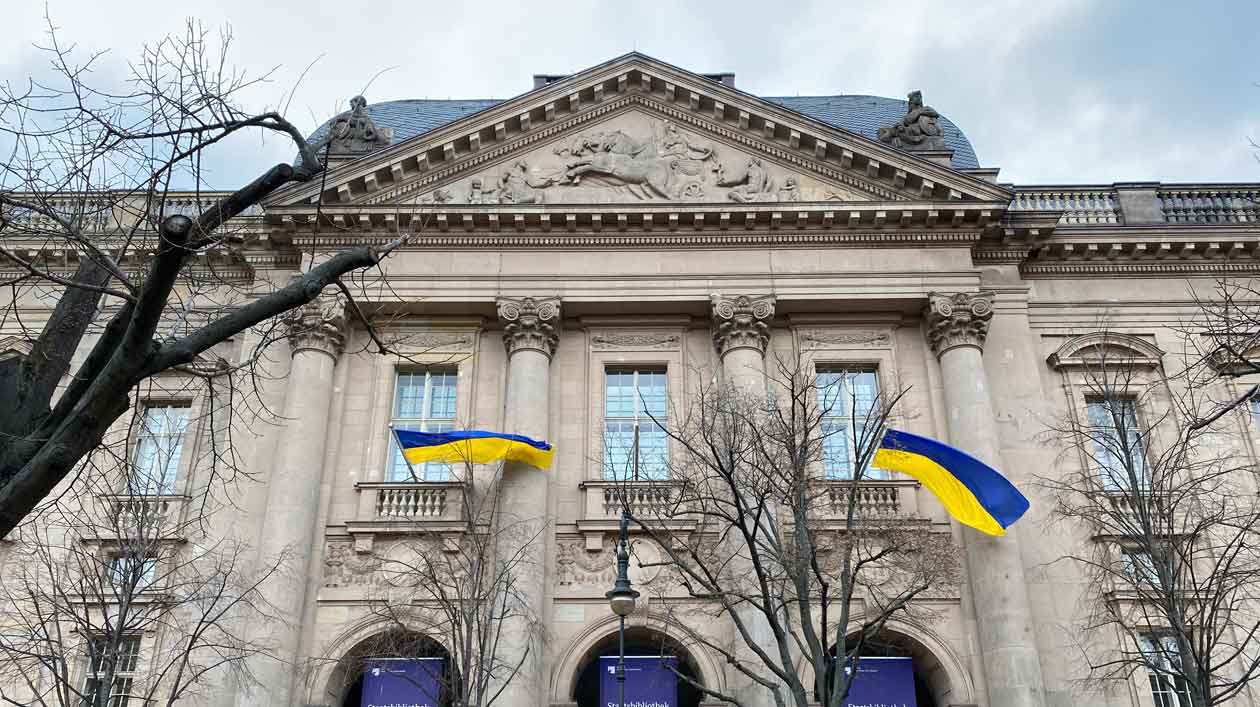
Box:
(393, 429, 555, 471)
(873, 429, 1029, 536)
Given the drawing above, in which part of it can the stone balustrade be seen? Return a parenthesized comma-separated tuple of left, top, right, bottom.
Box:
(580, 480, 681, 522)
(1009, 187, 1121, 224)
(100, 494, 188, 533)
(360, 481, 467, 521)
(813, 479, 921, 521)
(1158, 186, 1260, 223)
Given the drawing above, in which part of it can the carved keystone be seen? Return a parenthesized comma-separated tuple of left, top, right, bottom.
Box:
(711, 294, 776, 357)
(497, 296, 562, 359)
(923, 291, 995, 358)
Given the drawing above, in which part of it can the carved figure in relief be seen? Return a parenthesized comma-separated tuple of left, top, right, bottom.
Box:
(497, 160, 555, 204)
(877, 90, 946, 151)
(448, 119, 820, 203)
(720, 157, 774, 203)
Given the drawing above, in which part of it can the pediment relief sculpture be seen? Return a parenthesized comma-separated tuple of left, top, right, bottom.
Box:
(413, 112, 865, 205)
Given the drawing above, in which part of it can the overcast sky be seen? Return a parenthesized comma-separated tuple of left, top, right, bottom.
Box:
(5, 0, 1258, 189)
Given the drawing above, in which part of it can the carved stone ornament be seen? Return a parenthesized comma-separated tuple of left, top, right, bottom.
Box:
(322, 540, 381, 588)
(711, 294, 776, 357)
(404, 331, 475, 351)
(415, 111, 837, 205)
(286, 296, 348, 359)
(877, 90, 947, 152)
(590, 331, 681, 350)
(923, 291, 995, 358)
(497, 296, 561, 358)
(800, 330, 892, 348)
(310, 95, 392, 156)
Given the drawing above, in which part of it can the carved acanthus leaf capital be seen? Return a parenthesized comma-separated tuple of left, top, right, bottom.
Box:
(286, 296, 347, 359)
(711, 294, 776, 357)
(924, 291, 995, 357)
(497, 297, 561, 358)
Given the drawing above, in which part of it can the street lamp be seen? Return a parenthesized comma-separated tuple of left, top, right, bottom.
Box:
(606, 511, 640, 707)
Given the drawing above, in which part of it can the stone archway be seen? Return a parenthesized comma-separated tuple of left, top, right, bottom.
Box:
(319, 628, 454, 707)
(552, 613, 725, 707)
(816, 623, 976, 707)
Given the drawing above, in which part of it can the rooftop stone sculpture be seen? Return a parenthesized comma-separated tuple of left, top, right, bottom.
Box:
(877, 90, 947, 151)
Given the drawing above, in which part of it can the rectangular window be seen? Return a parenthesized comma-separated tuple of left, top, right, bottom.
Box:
(817, 368, 886, 480)
(131, 404, 190, 494)
(84, 634, 141, 707)
(108, 553, 157, 590)
(1139, 634, 1191, 707)
(1086, 398, 1148, 490)
(1250, 397, 1260, 435)
(603, 368, 669, 480)
(387, 369, 457, 481)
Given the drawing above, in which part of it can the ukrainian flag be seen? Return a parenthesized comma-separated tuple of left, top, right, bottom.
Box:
(873, 429, 1029, 536)
(393, 429, 555, 471)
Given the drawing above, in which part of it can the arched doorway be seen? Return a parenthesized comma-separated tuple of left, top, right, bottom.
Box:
(327, 629, 455, 707)
(817, 630, 963, 707)
(570, 626, 705, 707)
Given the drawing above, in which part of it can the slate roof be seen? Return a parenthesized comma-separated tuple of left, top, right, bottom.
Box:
(766, 95, 979, 170)
(305, 94, 980, 171)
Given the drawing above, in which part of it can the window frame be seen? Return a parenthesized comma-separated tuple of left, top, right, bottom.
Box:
(1138, 633, 1192, 707)
(816, 366, 887, 481)
(1084, 395, 1150, 492)
(107, 552, 158, 591)
(83, 633, 142, 707)
(386, 368, 459, 482)
(129, 401, 192, 495)
(602, 366, 670, 481)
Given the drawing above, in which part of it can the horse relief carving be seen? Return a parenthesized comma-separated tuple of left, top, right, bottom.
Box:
(413, 112, 839, 204)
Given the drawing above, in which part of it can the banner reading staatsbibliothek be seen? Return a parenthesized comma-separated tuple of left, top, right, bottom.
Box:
(361, 657, 445, 707)
(842, 656, 917, 707)
(598, 656, 678, 707)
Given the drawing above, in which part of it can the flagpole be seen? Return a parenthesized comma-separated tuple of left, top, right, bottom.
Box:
(390, 425, 421, 482)
(632, 423, 640, 483)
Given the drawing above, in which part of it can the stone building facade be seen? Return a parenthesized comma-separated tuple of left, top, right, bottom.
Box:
(5, 53, 1260, 707)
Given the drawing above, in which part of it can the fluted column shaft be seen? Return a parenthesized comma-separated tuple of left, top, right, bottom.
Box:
(925, 291, 1045, 707)
(496, 296, 560, 707)
(242, 300, 345, 707)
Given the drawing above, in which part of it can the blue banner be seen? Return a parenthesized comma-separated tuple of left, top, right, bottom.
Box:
(361, 658, 445, 707)
(598, 655, 678, 707)
(843, 656, 917, 707)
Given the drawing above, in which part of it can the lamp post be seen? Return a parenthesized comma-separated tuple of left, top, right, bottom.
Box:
(606, 511, 640, 707)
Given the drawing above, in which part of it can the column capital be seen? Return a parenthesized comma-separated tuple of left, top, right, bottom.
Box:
(924, 290, 995, 358)
(286, 297, 347, 359)
(497, 296, 561, 359)
(711, 294, 775, 357)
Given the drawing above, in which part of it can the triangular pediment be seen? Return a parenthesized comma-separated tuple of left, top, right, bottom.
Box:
(389, 107, 873, 205)
(268, 53, 1011, 209)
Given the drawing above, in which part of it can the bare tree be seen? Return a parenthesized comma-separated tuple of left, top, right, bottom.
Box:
(0, 440, 282, 707)
(318, 457, 543, 707)
(0, 16, 414, 536)
(1039, 332, 1260, 707)
(610, 351, 961, 707)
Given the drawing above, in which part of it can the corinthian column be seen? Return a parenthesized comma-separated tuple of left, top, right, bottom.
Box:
(243, 298, 346, 707)
(924, 291, 1046, 707)
(710, 294, 780, 706)
(711, 294, 775, 391)
(495, 296, 560, 707)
